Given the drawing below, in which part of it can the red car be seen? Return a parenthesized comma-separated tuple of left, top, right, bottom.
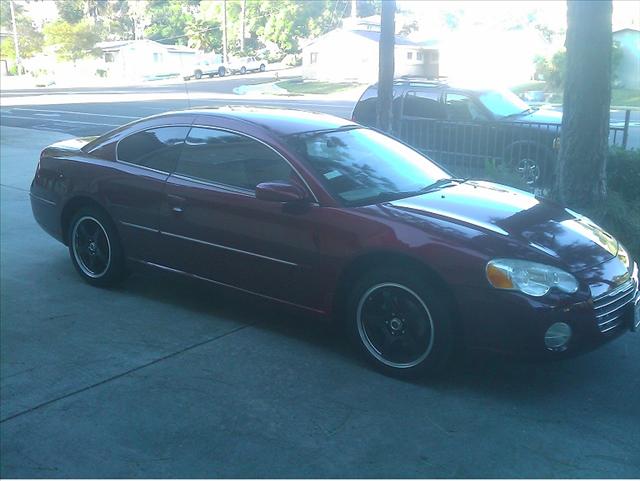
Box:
(30, 108, 639, 377)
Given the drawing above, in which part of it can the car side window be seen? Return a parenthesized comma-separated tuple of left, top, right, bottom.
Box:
(402, 90, 445, 119)
(445, 93, 487, 121)
(176, 127, 295, 191)
(117, 126, 190, 172)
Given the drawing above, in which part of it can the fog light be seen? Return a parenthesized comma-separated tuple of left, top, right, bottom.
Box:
(545, 322, 572, 351)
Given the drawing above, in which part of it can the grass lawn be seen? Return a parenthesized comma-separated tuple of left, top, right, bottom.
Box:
(275, 79, 360, 95)
(510, 80, 640, 108)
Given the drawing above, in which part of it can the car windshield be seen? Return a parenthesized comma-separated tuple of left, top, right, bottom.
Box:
(478, 89, 531, 118)
(287, 127, 449, 206)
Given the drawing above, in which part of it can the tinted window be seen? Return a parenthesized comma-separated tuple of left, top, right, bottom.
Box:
(287, 127, 447, 206)
(478, 89, 530, 117)
(177, 127, 294, 190)
(117, 126, 189, 172)
(445, 93, 487, 121)
(403, 90, 444, 119)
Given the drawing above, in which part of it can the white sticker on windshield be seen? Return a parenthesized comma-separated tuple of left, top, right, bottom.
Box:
(324, 170, 342, 180)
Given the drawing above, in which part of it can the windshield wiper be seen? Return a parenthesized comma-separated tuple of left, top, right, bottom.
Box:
(504, 108, 533, 119)
(417, 177, 467, 194)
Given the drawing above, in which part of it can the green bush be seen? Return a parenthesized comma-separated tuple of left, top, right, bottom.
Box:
(607, 147, 640, 203)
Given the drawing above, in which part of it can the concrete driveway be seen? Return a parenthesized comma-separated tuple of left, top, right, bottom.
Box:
(1, 125, 639, 478)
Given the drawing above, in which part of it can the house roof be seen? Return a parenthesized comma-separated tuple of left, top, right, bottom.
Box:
(351, 30, 437, 47)
(303, 28, 438, 50)
(96, 39, 197, 54)
(613, 27, 640, 34)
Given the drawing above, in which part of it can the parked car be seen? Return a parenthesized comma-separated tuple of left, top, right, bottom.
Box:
(228, 56, 267, 75)
(182, 55, 227, 80)
(352, 79, 564, 185)
(30, 108, 639, 377)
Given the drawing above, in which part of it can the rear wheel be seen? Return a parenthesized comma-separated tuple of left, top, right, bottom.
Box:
(506, 145, 549, 186)
(68, 207, 126, 287)
(218, 66, 226, 77)
(259, 64, 266, 72)
(240, 66, 247, 75)
(346, 267, 454, 378)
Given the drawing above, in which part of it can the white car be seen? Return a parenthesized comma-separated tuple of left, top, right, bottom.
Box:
(183, 55, 227, 80)
(228, 56, 267, 75)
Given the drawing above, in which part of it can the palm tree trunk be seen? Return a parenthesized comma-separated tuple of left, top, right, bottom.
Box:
(377, 0, 395, 132)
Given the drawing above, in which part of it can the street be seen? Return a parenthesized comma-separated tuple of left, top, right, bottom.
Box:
(1, 77, 639, 478)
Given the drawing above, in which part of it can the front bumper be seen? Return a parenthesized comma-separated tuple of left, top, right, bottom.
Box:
(456, 257, 638, 358)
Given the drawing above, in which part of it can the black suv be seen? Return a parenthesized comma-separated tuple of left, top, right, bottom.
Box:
(352, 79, 562, 185)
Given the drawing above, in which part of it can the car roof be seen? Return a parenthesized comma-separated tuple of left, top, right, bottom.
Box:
(365, 78, 492, 94)
(181, 106, 358, 136)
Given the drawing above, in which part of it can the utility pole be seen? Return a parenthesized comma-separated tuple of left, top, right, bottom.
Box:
(240, 0, 246, 53)
(9, 0, 22, 75)
(377, 0, 395, 132)
(222, 0, 228, 62)
(351, 0, 357, 18)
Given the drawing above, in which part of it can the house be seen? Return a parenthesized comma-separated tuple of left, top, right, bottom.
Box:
(302, 24, 439, 82)
(612, 28, 640, 89)
(96, 39, 199, 81)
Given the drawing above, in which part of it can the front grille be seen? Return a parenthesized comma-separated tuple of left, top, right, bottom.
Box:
(592, 279, 637, 333)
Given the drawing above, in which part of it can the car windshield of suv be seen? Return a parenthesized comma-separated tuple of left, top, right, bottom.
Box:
(287, 127, 449, 206)
(478, 89, 531, 118)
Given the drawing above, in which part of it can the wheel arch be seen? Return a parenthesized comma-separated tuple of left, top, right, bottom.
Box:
(60, 195, 111, 246)
(332, 250, 460, 327)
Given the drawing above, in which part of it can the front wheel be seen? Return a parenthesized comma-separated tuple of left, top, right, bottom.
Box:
(506, 145, 549, 187)
(240, 66, 247, 75)
(346, 267, 454, 378)
(218, 66, 226, 77)
(194, 70, 203, 80)
(68, 207, 126, 287)
(259, 64, 266, 72)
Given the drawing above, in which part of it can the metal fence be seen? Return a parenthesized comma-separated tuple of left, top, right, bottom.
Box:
(391, 111, 631, 185)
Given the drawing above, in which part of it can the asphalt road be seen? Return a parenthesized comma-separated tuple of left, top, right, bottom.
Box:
(1, 78, 640, 478)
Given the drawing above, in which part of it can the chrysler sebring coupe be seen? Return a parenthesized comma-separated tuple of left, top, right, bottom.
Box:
(30, 107, 639, 377)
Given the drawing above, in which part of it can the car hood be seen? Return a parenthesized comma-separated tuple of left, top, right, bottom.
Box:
(385, 181, 618, 272)
(513, 108, 562, 124)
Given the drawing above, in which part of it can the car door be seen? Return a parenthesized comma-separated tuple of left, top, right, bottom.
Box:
(159, 126, 326, 310)
(442, 91, 492, 173)
(102, 125, 190, 263)
(399, 89, 446, 161)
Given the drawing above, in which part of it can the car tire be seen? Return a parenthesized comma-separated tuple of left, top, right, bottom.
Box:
(218, 67, 226, 77)
(68, 206, 127, 287)
(240, 66, 247, 75)
(194, 70, 203, 80)
(260, 64, 266, 72)
(346, 266, 454, 378)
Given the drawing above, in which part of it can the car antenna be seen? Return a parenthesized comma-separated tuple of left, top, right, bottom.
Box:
(180, 55, 192, 109)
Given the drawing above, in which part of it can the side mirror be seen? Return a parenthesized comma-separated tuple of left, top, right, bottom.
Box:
(255, 181, 308, 202)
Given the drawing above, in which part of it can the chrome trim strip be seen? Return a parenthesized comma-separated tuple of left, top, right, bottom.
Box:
(160, 230, 298, 267)
(29, 192, 56, 206)
(596, 296, 635, 319)
(120, 221, 158, 233)
(593, 279, 635, 301)
(170, 173, 255, 197)
(130, 258, 323, 314)
(594, 289, 635, 312)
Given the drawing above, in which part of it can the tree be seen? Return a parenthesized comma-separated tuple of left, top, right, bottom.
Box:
(0, 1, 44, 61)
(56, 0, 85, 24)
(44, 20, 101, 61)
(377, 0, 395, 132)
(144, 0, 196, 45)
(553, 0, 612, 211)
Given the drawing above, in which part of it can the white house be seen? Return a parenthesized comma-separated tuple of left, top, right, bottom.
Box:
(97, 39, 199, 81)
(302, 27, 439, 82)
(613, 28, 640, 89)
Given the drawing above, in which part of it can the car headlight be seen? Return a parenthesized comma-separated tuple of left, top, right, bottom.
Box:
(486, 259, 579, 297)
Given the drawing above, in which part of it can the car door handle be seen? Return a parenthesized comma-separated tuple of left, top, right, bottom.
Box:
(167, 194, 187, 214)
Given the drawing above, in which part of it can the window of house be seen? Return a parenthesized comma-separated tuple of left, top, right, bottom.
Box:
(104, 52, 115, 63)
(310, 52, 318, 64)
(407, 51, 413, 60)
(117, 126, 190, 172)
(416, 52, 423, 61)
(402, 91, 445, 119)
(153, 52, 162, 63)
(176, 127, 295, 191)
